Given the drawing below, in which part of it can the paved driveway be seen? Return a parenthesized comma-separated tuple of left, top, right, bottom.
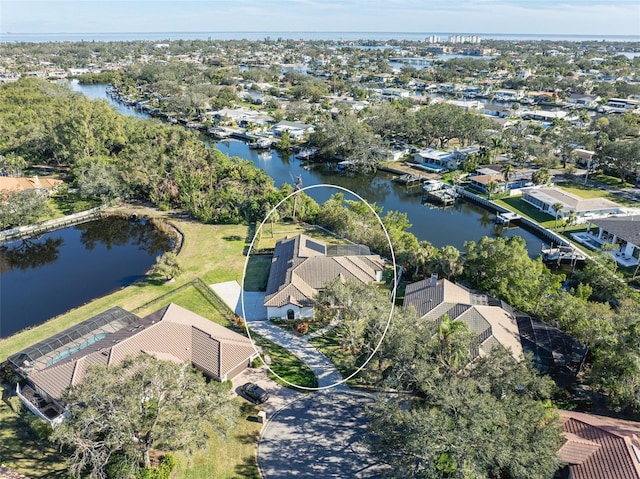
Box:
(258, 391, 388, 479)
(210, 280, 267, 321)
(231, 366, 301, 417)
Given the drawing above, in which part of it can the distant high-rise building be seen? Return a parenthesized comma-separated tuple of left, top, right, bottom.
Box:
(426, 35, 441, 44)
(447, 35, 481, 44)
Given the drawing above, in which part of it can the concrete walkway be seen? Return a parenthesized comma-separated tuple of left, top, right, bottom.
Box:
(210, 281, 349, 390)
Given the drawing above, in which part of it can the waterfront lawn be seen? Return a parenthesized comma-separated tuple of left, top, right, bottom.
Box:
(48, 192, 102, 217)
(494, 197, 556, 229)
(0, 392, 67, 478)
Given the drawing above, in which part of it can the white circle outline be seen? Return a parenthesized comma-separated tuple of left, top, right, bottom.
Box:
(241, 183, 397, 391)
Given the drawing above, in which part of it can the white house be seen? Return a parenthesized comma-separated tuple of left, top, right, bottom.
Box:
(264, 235, 385, 320)
(521, 187, 623, 220)
(270, 120, 314, 140)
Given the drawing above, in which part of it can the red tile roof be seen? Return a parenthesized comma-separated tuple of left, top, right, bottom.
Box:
(559, 410, 640, 479)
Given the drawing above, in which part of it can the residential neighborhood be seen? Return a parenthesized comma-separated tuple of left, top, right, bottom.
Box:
(1, 8, 640, 479)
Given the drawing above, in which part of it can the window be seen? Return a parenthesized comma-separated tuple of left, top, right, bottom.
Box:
(287, 309, 295, 320)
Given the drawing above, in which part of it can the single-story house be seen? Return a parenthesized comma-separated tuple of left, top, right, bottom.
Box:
(605, 98, 640, 112)
(493, 89, 524, 101)
(573, 148, 596, 167)
(404, 276, 586, 378)
(270, 120, 314, 140)
(9, 304, 258, 426)
(557, 410, 640, 479)
(264, 234, 385, 320)
(483, 104, 511, 118)
(521, 187, 624, 220)
(587, 215, 640, 265)
(566, 93, 601, 108)
(414, 148, 458, 170)
(403, 276, 524, 360)
(0, 176, 62, 195)
(520, 109, 569, 122)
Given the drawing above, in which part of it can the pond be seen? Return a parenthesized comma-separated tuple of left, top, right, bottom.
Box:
(0, 216, 172, 338)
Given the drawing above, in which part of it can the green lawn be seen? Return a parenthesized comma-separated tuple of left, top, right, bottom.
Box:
(0, 208, 317, 478)
(0, 392, 67, 478)
(243, 255, 271, 291)
(590, 173, 635, 190)
(308, 329, 358, 386)
(556, 180, 639, 207)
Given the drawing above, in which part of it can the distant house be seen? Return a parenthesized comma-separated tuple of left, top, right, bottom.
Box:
(413, 148, 457, 170)
(557, 410, 640, 479)
(483, 104, 511, 118)
(567, 93, 601, 108)
(605, 98, 640, 112)
(270, 120, 314, 140)
(403, 276, 523, 360)
(520, 109, 569, 122)
(468, 167, 533, 193)
(8, 304, 258, 426)
(264, 234, 385, 320)
(493, 88, 524, 101)
(521, 187, 623, 220)
(588, 215, 640, 265)
(0, 176, 62, 195)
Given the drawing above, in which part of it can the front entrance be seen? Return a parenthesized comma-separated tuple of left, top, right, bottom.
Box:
(287, 309, 295, 320)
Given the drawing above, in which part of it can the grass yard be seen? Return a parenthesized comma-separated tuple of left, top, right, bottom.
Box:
(243, 255, 271, 291)
(556, 180, 639, 207)
(172, 401, 262, 479)
(0, 208, 318, 478)
(255, 222, 346, 250)
(590, 173, 635, 190)
(0, 391, 67, 478)
(308, 329, 358, 385)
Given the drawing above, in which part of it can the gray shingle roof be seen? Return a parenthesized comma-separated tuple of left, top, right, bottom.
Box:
(593, 215, 640, 246)
(264, 234, 385, 308)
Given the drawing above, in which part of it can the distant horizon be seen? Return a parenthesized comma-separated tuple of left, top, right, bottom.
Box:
(3, 30, 639, 37)
(4, 1, 639, 38)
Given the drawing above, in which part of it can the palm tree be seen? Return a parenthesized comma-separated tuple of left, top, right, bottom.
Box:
(552, 202, 564, 230)
(486, 180, 498, 200)
(435, 314, 471, 372)
(563, 209, 577, 233)
(491, 137, 504, 162)
(501, 163, 513, 183)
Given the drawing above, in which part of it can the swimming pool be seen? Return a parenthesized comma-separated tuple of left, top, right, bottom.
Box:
(47, 332, 108, 366)
(571, 232, 604, 250)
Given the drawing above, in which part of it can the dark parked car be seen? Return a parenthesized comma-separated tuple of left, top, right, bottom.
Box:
(241, 382, 269, 404)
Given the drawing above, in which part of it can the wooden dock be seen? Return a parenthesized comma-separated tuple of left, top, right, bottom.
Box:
(496, 212, 521, 225)
(423, 188, 458, 205)
(541, 245, 586, 266)
(393, 173, 425, 185)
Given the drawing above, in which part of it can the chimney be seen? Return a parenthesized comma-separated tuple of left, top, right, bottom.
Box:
(430, 273, 438, 287)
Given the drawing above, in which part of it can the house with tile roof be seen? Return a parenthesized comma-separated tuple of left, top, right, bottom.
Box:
(0, 176, 62, 195)
(403, 275, 523, 360)
(9, 304, 258, 426)
(557, 410, 640, 479)
(264, 234, 385, 320)
(403, 276, 587, 377)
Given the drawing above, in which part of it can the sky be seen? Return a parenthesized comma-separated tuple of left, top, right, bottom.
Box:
(2, 0, 639, 36)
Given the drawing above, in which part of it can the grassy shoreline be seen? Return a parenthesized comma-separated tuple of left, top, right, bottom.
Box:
(0, 206, 316, 478)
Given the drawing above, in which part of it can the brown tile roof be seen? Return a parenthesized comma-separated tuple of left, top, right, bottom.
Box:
(27, 304, 256, 399)
(403, 278, 523, 359)
(559, 410, 640, 479)
(264, 234, 385, 308)
(0, 176, 62, 193)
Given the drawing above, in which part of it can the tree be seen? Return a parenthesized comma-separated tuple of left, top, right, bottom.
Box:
(150, 251, 181, 281)
(486, 180, 498, 199)
(0, 189, 52, 229)
(595, 141, 640, 184)
(531, 167, 552, 185)
(367, 346, 564, 479)
(430, 245, 464, 281)
(552, 202, 564, 230)
(276, 129, 291, 151)
(501, 162, 514, 182)
(563, 209, 577, 232)
(51, 354, 237, 479)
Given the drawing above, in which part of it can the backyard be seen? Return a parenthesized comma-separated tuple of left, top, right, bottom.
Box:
(0, 206, 317, 478)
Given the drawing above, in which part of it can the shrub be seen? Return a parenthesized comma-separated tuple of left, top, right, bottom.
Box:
(251, 357, 264, 368)
(294, 321, 309, 335)
(135, 453, 177, 479)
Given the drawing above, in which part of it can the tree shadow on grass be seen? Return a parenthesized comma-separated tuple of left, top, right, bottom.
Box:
(222, 235, 243, 242)
(234, 453, 261, 479)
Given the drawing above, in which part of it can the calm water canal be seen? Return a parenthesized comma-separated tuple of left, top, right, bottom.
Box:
(0, 83, 547, 337)
(70, 82, 543, 252)
(0, 217, 171, 338)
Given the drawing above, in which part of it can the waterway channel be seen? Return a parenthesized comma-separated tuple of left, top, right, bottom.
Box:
(68, 82, 544, 253)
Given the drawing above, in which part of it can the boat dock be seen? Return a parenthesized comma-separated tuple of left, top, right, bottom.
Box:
(393, 173, 425, 185)
(496, 212, 521, 225)
(423, 187, 458, 205)
(541, 245, 586, 265)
